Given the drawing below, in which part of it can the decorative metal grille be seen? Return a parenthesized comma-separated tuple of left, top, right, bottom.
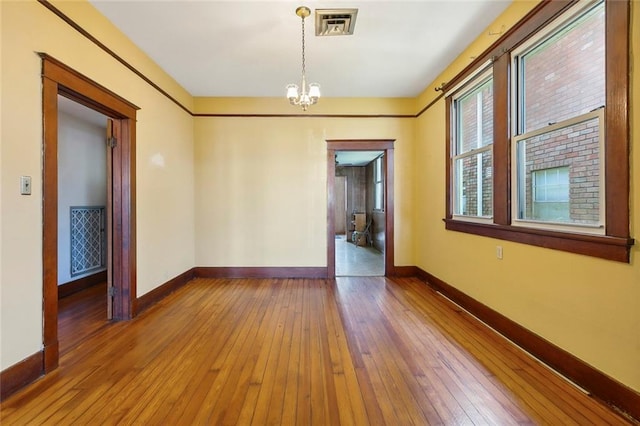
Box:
(70, 206, 105, 276)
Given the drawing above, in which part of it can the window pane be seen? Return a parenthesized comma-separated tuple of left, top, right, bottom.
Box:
(517, 117, 601, 225)
(374, 157, 382, 181)
(454, 151, 493, 217)
(455, 78, 493, 154)
(520, 2, 604, 133)
(375, 182, 383, 210)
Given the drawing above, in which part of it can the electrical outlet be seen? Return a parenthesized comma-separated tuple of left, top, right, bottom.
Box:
(20, 176, 32, 195)
(496, 245, 503, 260)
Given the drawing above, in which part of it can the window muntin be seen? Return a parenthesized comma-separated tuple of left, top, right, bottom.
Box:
(532, 167, 570, 222)
(534, 167, 569, 203)
(512, 1, 605, 233)
(451, 71, 493, 220)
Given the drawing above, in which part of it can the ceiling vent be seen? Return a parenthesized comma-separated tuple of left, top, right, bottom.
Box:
(315, 9, 358, 36)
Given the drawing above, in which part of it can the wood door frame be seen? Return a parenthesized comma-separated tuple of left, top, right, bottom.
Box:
(326, 139, 395, 278)
(41, 54, 138, 372)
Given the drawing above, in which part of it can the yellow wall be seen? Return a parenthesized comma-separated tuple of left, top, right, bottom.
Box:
(193, 101, 414, 267)
(1, 0, 638, 399)
(414, 1, 640, 392)
(0, 1, 195, 369)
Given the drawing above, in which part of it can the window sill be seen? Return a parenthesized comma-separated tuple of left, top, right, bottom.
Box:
(443, 219, 634, 263)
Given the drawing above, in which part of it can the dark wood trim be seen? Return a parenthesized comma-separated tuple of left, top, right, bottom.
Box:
(58, 271, 107, 299)
(415, 93, 445, 118)
(111, 118, 137, 320)
(327, 149, 336, 278)
(443, 0, 633, 263)
(37, 0, 190, 115)
(41, 55, 137, 376)
(194, 113, 415, 119)
(42, 75, 59, 373)
(604, 0, 630, 238)
(326, 140, 395, 150)
(414, 267, 640, 422)
(194, 267, 327, 279)
(492, 53, 511, 226)
(443, 0, 576, 94)
(0, 351, 43, 401)
(36, 2, 448, 121)
(136, 269, 195, 314)
(387, 265, 418, 278)
(384, 149, 395, 276)
(444, 219, 633, 263)
(445, 96, 453, 222)
(326, 140, 396, 278)
(39, 54, 139, 116)
(38, 2, 443, 120)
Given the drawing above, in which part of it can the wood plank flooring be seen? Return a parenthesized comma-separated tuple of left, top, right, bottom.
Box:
(1, 277, 634, 425)
(58, 282, 108, 357)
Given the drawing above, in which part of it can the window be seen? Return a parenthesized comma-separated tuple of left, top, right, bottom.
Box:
(512, 1, 605, 233)
(451, 70, 493, 220)
(531, 167, 570, 222)
(374, 155, 384, 211)
(444, 0, 632, 262)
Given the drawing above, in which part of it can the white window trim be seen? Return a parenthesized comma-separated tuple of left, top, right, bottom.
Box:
(511, 109, 605, 235)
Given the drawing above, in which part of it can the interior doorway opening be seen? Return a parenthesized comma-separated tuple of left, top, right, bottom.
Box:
(56, 96, 110, 355)
(41, 54, 138, 373)
(334, 151, 385, 277)
(326, 140, 395, 279)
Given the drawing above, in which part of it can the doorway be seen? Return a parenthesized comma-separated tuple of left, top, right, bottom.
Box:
(56, 96, 110, 354)
(41, 54, 138, 372)
(326, 140, 395, 278)
(334, 151, 385, 276)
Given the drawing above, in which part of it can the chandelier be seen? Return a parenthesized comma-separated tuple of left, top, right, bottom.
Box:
(286, 6, 320, 111)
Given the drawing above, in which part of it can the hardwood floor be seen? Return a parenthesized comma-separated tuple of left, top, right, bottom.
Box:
(58, 282, 108, 356)
(1, 277, 634, 425)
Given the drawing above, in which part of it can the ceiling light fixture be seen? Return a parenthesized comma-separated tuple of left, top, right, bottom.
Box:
(286, 6, 320, 111)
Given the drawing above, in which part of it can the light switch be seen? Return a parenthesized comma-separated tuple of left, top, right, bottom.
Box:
(20, 176, 32, 195)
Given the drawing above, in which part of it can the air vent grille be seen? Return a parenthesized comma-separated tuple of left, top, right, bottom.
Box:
(315, 8, 358, 36)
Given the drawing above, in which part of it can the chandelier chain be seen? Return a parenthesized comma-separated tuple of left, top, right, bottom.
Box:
(301, 14, 306, 77)
(286, 6, 319, 110)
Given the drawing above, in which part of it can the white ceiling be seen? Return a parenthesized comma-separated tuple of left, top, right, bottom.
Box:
(88, 0, 511, 98)
(335, 150, 382, 166)
(58, 95, 107, 128)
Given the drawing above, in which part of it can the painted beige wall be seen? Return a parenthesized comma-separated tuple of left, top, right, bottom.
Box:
(193, 101, 414, 267)
(0, 1, 195, 369)
(414, 1, 640, 392)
